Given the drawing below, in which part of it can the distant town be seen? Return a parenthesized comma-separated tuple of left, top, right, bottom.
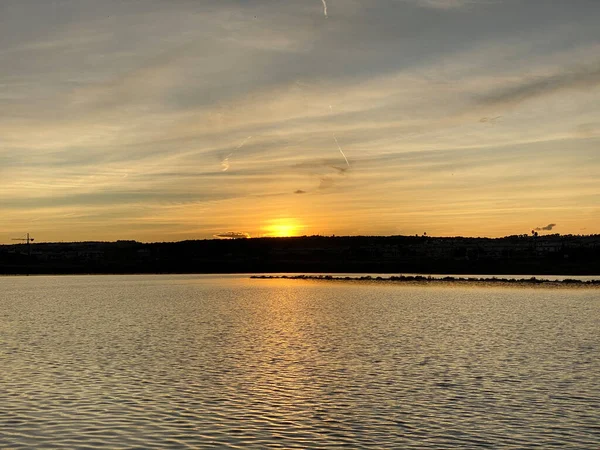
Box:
(1, 234, 599, 275)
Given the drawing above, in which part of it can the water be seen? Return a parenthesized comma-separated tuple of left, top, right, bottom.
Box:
(1, 275, 598, 449)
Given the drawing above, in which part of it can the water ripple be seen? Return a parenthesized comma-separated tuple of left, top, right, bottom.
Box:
(1, 275, 598, 448)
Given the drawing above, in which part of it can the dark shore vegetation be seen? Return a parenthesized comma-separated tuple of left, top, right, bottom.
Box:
(251, 274, 600, 287)
(1, 234, 599, 276)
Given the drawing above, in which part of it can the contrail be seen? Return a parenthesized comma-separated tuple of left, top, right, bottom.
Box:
(235, 135, 252, 150)
(321, 0, 328, 17)
(329, 105, 349, 167)
(333, 134, 350, 167)
(221, 136, 252, 171)
(221, 157, 230, 172)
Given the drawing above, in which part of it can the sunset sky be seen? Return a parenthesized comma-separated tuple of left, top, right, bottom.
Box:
(1, 0, 599, 242)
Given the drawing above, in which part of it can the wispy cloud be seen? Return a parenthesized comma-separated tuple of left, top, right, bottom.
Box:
(318, 177, 335, 190)
(479, 116, 502, 124)
(479, 63, 600, 108)
(400, 0, 485, 10)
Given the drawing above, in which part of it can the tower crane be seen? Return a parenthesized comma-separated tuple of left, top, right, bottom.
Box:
(12, 233, 35, 256)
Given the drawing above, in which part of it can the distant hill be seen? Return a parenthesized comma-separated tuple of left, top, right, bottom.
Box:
(1, 235, 599, 275)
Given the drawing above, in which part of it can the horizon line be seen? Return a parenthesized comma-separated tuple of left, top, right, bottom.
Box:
(2, 232, 599, 246)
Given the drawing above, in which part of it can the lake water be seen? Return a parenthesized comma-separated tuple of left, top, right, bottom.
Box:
(1, 275, 598, 449)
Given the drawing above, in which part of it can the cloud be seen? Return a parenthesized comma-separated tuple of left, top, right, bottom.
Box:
(1, 190, 237, 209)
(319, 177, 335, 190)
(479, 116, 502, 124)
(479, 63, 600, 108)
(331, 166, 349, 175)
(294, 189, 307, 194)
(535, 223, 557, 231)
(213, 232, 250, 239)
(292, 159, 346, 170)
(401, 0, 484, 10)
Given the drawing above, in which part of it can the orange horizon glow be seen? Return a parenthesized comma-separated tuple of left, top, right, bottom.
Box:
(262, 219, 303, 237)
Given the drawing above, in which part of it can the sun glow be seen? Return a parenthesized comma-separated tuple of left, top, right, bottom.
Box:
(263, 219, 302, 237)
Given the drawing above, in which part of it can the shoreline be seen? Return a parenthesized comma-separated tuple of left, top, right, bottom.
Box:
(251, 274, 600, 288)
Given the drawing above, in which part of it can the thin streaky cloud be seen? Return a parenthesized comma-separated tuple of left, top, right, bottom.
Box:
(479, 63, 600, 108)
(398, 0, 487, 10)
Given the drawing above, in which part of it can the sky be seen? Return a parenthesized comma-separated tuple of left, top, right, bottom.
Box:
(1, 0, 599, 242)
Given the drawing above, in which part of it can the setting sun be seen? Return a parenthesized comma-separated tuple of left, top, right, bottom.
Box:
(263, 219, 302, 237)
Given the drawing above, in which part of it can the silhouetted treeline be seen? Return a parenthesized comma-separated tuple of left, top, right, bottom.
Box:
(1, 234, 599, 275)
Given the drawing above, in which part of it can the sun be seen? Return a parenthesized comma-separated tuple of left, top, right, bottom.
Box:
(264, 218, 302, 237)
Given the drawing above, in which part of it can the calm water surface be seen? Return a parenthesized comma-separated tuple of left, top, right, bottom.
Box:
(1, 275, 598, 449)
